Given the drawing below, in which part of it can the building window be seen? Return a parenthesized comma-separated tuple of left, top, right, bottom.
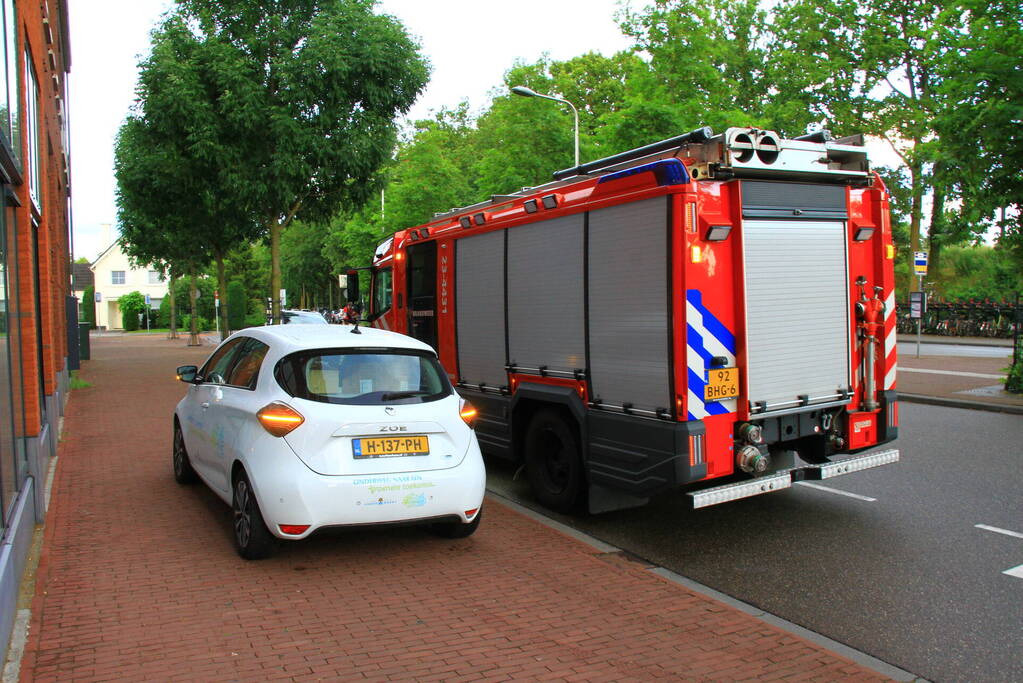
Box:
(0, 0, 19, 165)
(25, 50, 39, 208)
(111, 271, 125, 285)
(148, 270, 162, 285)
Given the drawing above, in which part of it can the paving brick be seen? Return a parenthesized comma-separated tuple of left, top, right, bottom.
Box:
(18, 335, 893, 682)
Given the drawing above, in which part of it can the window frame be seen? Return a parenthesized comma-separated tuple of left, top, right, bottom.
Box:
(274, 348, 452, 406)
(110, 271, 125, 285)
(198, 337, 247, 386)
(23, 46, 38, 209)
(224, 338, 270, 391)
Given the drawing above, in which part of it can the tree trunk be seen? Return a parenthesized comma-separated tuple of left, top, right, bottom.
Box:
(926, 161, 947, 295)
(215, 253, 230, 341)
(270, 219, 282, 324)
(188, 272, 200, 347)
(168, 275, 178, 339)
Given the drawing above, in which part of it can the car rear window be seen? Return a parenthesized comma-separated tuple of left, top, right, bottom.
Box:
(275, 349, 452, 405)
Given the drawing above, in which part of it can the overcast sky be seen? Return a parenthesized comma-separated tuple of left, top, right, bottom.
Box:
(68, 0, 634, 261)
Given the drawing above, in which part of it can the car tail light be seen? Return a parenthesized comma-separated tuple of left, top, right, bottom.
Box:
(257, 402, 305, 437)
(278, 524, 310, 535)
(459, 398, 478, 427)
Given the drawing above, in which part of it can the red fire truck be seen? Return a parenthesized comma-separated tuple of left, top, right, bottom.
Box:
(346, 126, 899, 513)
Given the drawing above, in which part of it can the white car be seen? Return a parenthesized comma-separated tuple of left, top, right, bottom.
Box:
(173, 324, 485, 559)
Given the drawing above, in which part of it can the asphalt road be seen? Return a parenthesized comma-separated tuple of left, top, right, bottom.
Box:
(484, 402, 1023, 683)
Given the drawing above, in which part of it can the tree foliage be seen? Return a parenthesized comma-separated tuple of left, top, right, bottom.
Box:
(119, 291, 147, 332)
(172, 0, 430, 322)
(82, 286, 96, 328)
(227, 280, 247, 330)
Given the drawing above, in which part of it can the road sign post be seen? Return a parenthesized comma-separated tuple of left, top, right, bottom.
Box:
(144, 294, 151, 332)
(912, 252, 928, 357)
(910, 291, 927, 358)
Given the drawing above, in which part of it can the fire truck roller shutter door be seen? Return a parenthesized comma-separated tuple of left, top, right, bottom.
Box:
(456, 231, 507, 388)
(742, 218, 851, 412)
(588, 197, 670, 413)
(507, 214, 585, 374)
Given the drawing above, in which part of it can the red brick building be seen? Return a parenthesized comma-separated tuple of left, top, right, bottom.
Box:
(0, 0, 72, 659)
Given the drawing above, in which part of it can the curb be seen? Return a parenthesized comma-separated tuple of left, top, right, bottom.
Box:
(896, 335, 1014, 348)
(898, 392, 1023, 415)
(487, 491, 926, 683)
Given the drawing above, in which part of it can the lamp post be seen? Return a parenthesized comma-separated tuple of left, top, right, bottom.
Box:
(511, 85, 579, 167)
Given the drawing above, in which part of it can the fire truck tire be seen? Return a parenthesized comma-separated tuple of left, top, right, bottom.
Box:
(524, 410, 584, 512)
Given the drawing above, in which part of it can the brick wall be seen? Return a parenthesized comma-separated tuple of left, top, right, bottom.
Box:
(8, 0, 71, 436)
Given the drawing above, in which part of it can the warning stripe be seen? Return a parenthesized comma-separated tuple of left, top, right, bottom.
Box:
(686, 290, 737, 420)
(883, 290, 897, 390)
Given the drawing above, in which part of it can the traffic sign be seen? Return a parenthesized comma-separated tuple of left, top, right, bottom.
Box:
(913, 251, 928, 275)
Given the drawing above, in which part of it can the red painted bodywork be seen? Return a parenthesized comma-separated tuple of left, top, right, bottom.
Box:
(368, 161, 897, 483)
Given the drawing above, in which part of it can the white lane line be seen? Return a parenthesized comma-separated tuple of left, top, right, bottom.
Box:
(795, 481, 877, 502)
(1004, 565, 1023, 579)
(975, 524, 1023, 540)
(899, 367, 1004, 379)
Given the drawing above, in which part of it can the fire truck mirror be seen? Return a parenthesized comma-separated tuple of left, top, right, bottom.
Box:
(346, 271, 360, 304)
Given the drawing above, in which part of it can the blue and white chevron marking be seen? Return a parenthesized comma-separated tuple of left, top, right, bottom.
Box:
(686, 290, 737, 420)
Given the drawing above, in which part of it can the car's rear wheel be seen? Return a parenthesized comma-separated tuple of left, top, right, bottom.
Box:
(172, 421, 198, 485)
(525, 409, 584, 513)
(232, 471, 276, 560)
(429, 508, 482, 539)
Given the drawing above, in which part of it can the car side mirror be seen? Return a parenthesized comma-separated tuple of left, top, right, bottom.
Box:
(176, 365, 198, 383)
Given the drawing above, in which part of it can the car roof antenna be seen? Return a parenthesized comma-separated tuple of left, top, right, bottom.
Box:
(350, 323, 361, 335)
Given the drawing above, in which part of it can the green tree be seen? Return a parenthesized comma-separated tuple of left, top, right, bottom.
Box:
(226, 280, 247, 330)
(116, 11, 274, 341)
(616, 0, 794, 137)
(119, 291, 146, 332)
(175, 0, 430, 324)
(383, 106, 477, 231)
(770, 0, 980, 284)
(934, 0, 1023, 271)
(322, 203, 389, 272)
(280, 219, 334, 309)
(82, 286, 96, 328)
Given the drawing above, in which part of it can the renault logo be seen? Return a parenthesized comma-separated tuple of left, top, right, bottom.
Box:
(384, 406, 395, 416)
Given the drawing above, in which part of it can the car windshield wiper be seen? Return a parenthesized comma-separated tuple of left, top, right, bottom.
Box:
(381, 391, 426, 401)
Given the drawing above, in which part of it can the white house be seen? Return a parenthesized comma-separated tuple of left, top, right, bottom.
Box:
(90, 238, 169, 330)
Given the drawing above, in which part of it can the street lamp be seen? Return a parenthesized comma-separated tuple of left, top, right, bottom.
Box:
(511, 85, 579, 167)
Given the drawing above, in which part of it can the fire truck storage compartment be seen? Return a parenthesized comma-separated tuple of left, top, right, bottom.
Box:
(587, 197, 670, 414)
(454, 197, 671, 418)
(507, 214, 585, 375)
(742, 206, 851, 414)
(456, 230, 507, 388)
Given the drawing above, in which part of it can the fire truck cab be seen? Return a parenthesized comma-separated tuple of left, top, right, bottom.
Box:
(347, 126, 899, 513)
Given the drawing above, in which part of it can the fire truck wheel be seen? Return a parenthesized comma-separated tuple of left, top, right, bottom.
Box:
(525, 410, 584, 512)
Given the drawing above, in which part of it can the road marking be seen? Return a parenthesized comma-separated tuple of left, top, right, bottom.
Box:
(1004, 565, 1023, 579)
(975, 524, 1023, 540)
(899, 367, 1004, 379)
(795, 481, 876, 502)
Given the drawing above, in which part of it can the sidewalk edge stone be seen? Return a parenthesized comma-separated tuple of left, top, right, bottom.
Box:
(899, 392, 1023, 415)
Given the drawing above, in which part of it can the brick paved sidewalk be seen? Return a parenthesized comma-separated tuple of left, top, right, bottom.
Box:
(19, 334, 889, 681)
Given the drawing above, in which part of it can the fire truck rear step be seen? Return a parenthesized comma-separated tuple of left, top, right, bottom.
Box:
(688, 448, 899, 509)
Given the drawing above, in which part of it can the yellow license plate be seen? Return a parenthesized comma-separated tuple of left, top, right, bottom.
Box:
(353, 435, 430, 459)
(705, 367, 739, 401)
